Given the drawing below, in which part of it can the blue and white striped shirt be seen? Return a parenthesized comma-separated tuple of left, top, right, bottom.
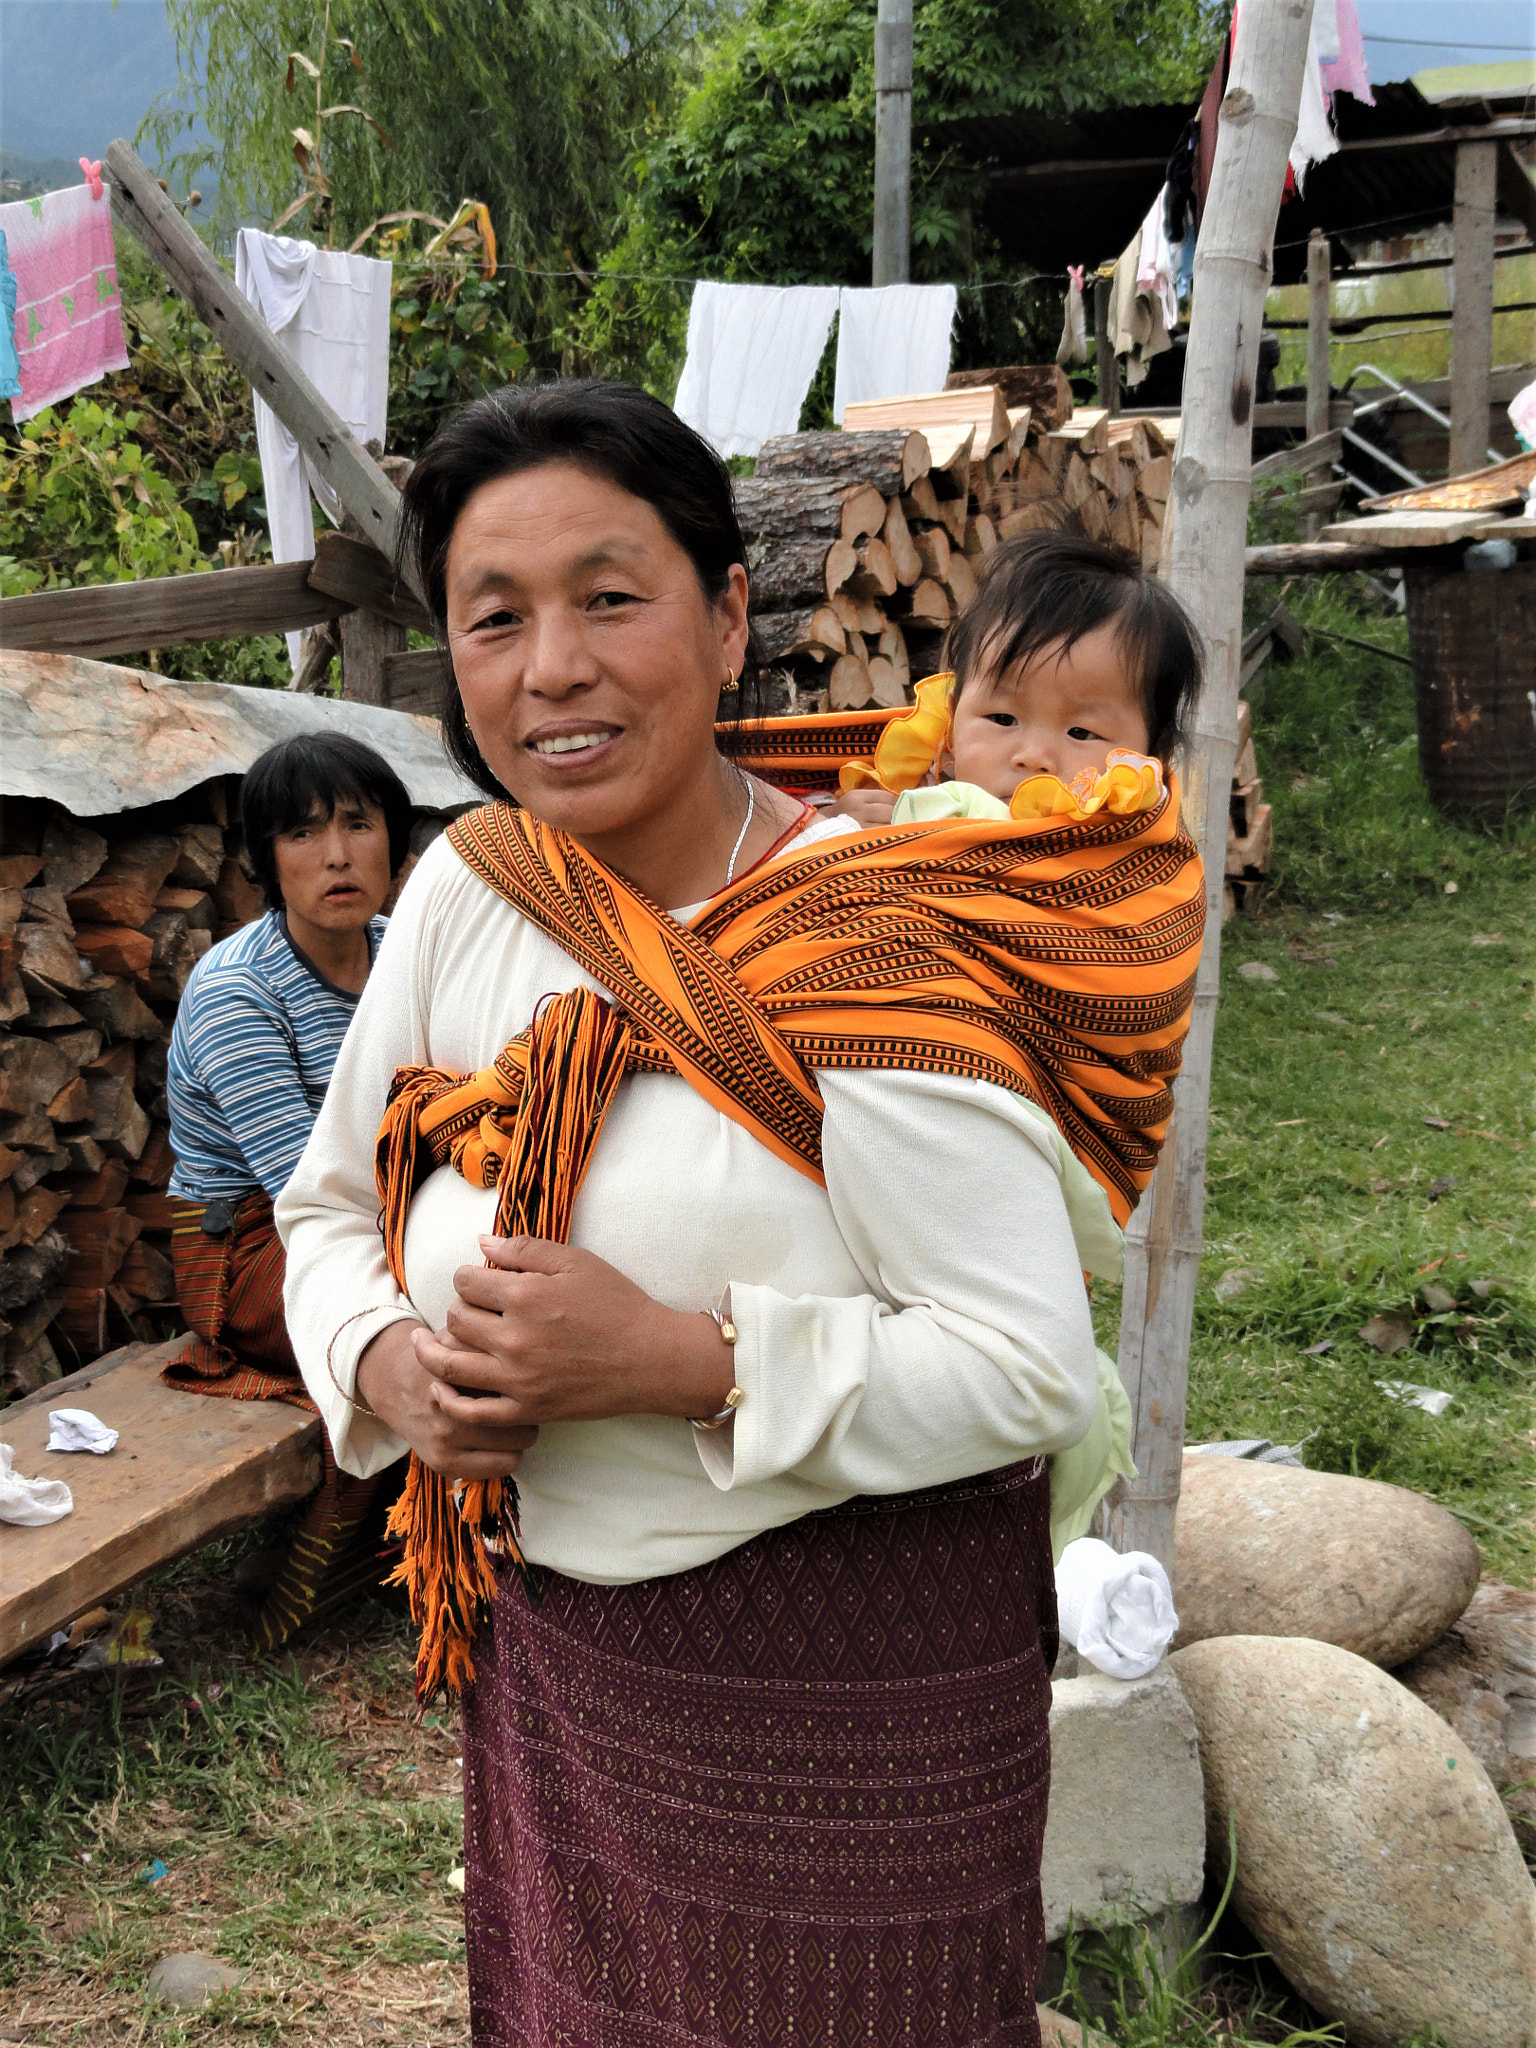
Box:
(167, 909, 386, 1205)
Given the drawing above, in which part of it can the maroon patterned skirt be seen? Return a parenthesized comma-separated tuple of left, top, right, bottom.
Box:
(462, 1457, 1058, 2048)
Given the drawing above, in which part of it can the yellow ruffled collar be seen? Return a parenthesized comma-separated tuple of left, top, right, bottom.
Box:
(838, 673, 1167, 823)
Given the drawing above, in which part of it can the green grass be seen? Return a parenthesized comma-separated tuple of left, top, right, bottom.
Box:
(0, 1530, 469, 2042)
(1093, 567, 1536, 1586)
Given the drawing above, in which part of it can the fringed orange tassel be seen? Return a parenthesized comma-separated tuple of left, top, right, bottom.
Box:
(383, 1462, 533, 1701)
(374, 989, 633, 1702)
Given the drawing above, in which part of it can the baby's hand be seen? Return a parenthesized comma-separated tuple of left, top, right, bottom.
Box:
(826, 789, 898, 826)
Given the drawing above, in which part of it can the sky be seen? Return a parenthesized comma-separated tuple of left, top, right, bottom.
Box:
(1356, 0, 1536, 81)
(0, 0, 194, 170)
(0, 0, 1530, 177)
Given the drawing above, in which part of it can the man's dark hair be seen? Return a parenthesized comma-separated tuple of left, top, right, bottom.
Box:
(944, 528, 1203, 760)
(397, 377, 766, 797)
(241, 732, 414, 909)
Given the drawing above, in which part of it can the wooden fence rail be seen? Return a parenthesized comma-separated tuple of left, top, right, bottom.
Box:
(0, 534, 430, 664)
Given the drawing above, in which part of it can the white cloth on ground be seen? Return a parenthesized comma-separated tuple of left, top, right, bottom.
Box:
(233, 230, 392, 671)
(0, 1443, 73, 1524)
(673, 282, 840, 458)
(831, 284, 958, 424)
(1054, 1535, 1178, 1680)
(276, 822, 1102, 1587)
(47, 1407, 119, 1454)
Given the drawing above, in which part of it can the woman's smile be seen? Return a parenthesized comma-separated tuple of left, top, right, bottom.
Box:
(527, 721, 622, 763)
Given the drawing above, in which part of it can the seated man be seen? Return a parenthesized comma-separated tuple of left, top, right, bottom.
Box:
(166, 731, 413, 1647)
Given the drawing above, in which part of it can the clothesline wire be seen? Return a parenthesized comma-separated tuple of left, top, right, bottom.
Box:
(386, 197, 1524, 292)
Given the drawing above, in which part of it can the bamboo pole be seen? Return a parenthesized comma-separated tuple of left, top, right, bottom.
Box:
(1107, 0, 1320, 1569)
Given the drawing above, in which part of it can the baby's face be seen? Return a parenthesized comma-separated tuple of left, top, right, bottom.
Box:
(949, 620, 1153, 801)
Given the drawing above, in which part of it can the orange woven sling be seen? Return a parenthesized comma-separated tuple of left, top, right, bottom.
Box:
(376, 774, 1205, 1700)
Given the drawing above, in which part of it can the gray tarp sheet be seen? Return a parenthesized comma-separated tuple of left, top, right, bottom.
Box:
(0, 650, 479, 817)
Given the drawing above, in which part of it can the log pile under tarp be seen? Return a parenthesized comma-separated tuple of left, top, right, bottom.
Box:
(740, 386, 1176, 713)
(0, 793, 242, 1392)
(0, 653, 478, 1403)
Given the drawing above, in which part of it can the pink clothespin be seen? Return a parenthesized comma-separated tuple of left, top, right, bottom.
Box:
(1067, 264, 1085, 293)
(79, 160, 105, 201)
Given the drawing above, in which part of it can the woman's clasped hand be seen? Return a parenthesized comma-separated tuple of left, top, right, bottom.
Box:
(356, 1233, 736, 1476)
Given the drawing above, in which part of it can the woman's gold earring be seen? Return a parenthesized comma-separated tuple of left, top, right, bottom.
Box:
(721, 665, 740, 693)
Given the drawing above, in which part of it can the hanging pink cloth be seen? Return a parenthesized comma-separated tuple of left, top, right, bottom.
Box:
(0, 181, 129, 423)
(1321, 0, 1374, 108)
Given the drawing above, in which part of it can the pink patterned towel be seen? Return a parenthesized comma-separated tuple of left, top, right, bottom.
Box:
(0, 182, 129, 423)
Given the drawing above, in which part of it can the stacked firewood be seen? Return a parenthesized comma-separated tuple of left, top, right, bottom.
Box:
(740, 375, 1174, 712)
(0, 784, 264, 1399)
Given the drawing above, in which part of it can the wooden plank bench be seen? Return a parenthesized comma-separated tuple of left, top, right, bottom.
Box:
(0, 1337, 321, 1665)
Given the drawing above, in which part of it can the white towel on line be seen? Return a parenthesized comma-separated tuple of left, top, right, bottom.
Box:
(0, 1443, 73, 1525)
(673, 281, 840, 459)
(47, 1407, 119, 1454)
(1054, 1536, 1178, 1681)
(234, 229, 393, 672)
(831, 283, 958, 424)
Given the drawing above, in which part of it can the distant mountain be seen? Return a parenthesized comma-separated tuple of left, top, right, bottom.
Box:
(0, 0, 208, 185)
(0, 151, 85, 202)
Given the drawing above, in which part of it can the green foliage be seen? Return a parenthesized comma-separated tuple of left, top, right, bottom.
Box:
(147, 0, 723, 359)
(575, 0, 1225, 388)
(388, 265, 530, 455)
(0, 400, 207, 595)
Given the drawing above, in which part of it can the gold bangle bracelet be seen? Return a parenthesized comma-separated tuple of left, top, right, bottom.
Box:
(325, 1308, 395, 1418)
(690, 1304, 743, 1431)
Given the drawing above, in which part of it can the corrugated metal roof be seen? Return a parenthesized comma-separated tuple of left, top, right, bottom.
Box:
(923, 79, 1535, 285)
(0, 650, 480, 818)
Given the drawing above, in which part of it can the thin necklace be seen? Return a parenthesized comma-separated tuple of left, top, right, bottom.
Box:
(724, 773, 756, 887)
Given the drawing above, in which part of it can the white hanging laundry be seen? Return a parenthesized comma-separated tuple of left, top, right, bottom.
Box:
(1055, 1536, 1179, 1681)
(234, 229, 393, 672)
(47, 1407, 119, 1454)
(832, 284, 958, 424)
(1136, 190, 1180, 336)
(0, 1443, 73, 1525)
(1290, 0, 1342, 192)
(1055, 265, 1088, 369)
(673, 282, 840, 459)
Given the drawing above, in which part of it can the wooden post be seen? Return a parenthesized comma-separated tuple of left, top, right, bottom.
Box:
(1094, 276, 1120, 414)
(102, 139, 413, 588)
(872, 0, 913, 286)
(1449, 140, 1498, 480)
(1304, 229, 1331, 538)
(1107, 0, 1320, 1570)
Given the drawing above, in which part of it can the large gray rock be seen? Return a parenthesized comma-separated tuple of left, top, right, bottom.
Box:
(1172, 1634, 1536, 2048)
(1041, 1667, 1205, 1942)
(1172, 1453, 1479, 1668)
(1397, 1582, 1536, 1831)
(146, 1952, 242, 2008)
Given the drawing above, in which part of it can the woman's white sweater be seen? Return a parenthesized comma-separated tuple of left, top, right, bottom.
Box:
(276, 823, 1109, 1585)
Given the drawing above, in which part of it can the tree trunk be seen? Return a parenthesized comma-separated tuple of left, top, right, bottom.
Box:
(1108, 0, 1320, 1571)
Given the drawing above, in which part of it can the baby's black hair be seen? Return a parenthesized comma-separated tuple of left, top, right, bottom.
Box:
(241, 732, 414, 909)
(943, 527, 1202, 760)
